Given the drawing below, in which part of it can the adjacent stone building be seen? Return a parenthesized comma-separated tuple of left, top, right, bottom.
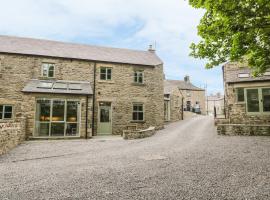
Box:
(216, 62, 270, 135)
(165, 76, 205, 115)
(164, 80, 184, 122)
(0, 35, 164, 146)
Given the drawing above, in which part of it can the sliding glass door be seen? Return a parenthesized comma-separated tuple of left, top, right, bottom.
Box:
(35, 99, 80, 137)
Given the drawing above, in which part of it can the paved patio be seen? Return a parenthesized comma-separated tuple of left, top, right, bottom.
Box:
(1, 116, 270, 200)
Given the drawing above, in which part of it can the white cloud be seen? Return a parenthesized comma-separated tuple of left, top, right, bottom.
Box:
(0, 0, 223, 94)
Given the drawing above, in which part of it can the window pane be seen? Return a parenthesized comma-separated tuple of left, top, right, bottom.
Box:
(247, 89, 260, 112)
(53, 82, 67, 89)
(52, 100, 65, 121)
(37, 82, 53, 89)
(51, 123, 65, 136)
(4, 112, 12, 119)
(42, 64, 48, 77)
(66, 123, 78, 136)
(133, 112, 138, 121)
(100, 107, 110, 122)
(138, 112, 144, 120)
(4, 106, 12, 113)
(138, 76, 143, 83)
(262, 88, 270, 112)
(37, 123, 50, 136)
(48, 65, 54, 77)
(100, 73, 106, 80)
(36, 100, 51, 122)
(67, 101, 78, 122)
(107, 68, 112, 75)
(107, 74, 111, 80)
(69, 84, 81, 90)
(237, 88, 244, 102)
(100, 68, 106, 74)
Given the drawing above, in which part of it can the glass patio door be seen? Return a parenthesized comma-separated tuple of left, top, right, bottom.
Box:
(35, 99, 80, 137)
(262, 88, 270, 112)
(246, 89, 260, 113)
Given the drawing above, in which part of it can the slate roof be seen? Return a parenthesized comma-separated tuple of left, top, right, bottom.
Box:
(22, 80, 93, 95)
(164, 80, 204, 94)
(0, 35, 163, 66)
(225, 68, 270, 83)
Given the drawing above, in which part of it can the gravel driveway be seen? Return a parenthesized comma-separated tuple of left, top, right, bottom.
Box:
(1, 116, 270, 200)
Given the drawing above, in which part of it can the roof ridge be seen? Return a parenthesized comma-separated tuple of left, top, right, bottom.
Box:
(0, 35, 151, 54)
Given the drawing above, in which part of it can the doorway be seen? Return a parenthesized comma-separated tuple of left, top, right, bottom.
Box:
(97, 102, 112, 135)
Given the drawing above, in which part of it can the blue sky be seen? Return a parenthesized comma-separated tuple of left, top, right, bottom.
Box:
(0, 0, 223, 94)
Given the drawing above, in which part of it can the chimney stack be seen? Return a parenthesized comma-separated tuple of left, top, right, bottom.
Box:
(148, 44, 155, 53)
(184, 75, 190, 83)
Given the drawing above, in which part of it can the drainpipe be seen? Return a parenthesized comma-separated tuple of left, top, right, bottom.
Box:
(91, 63, 97, 137)
(85, 95, 89, 139)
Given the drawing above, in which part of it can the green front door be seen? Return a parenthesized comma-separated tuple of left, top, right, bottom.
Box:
(97, 102, 112, 135)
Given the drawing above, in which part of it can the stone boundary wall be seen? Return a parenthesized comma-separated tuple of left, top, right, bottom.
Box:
(217, 124, 270, 136)
(123, 127, 155, 139)
(0, 118, 26, 155)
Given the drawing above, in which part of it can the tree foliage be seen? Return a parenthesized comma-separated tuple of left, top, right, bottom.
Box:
(189, 0, 270, 75)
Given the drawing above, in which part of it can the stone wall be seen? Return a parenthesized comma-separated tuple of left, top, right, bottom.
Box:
(0, 118, 26, 155)
(123, 127, 155, 139)
(217, 124, 270, 136)
(168, 88, 183, 122)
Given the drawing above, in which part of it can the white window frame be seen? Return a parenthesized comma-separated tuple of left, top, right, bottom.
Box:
(100, 67, 112, 80)
(41, 63, 55, 78)
(245, 87, 270, 115)
(134, 71, 144, 84)
(132, 103, 144, 121)
(0, 105, 13, 120)
(34, 98, 81, 137)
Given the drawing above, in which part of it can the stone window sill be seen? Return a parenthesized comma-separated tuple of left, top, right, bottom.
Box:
(130, 120, 146, 123)
(132, 83, 145, 86)
(98, 80, 115, 84)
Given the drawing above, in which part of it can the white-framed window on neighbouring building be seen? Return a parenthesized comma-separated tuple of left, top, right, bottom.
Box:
(132, 103, 144, 121)
(134, 71, 144, 84)
(42, 63, 55, 78)
(236, 88, 245, 102)
(100, 67, 112, 80)
(0, 105, 13, 119)
(245, 88, 270, 114)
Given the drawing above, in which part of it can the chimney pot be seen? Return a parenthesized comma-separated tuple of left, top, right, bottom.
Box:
(184, 75, 190, 83)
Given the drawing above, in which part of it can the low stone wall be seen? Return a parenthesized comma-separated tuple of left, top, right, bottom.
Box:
(217, 124, 270, 136)
(123, 127, 155, 140)
(0, 118, 26, 155)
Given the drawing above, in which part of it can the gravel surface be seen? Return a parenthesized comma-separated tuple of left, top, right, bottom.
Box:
(1, 116, 270, 200)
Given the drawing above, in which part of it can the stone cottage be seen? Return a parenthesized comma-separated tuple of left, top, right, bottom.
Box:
(216, 62, 270, 135)
(165, 76, 205, 115)
(0, 35, 164, 146)
(164, 80, 184, 122)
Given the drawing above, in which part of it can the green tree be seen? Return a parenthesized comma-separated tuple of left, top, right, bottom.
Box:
(189, 0, 270, 75)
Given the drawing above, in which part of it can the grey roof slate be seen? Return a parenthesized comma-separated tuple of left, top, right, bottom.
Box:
(225, 68, 270, 83)
(164, 80, 204, 92)
(0, 35, 163, 66)
(22, 80, 93, 95)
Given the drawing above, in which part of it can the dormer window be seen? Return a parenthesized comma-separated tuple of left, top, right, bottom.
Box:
(42, 63, 55, 78)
